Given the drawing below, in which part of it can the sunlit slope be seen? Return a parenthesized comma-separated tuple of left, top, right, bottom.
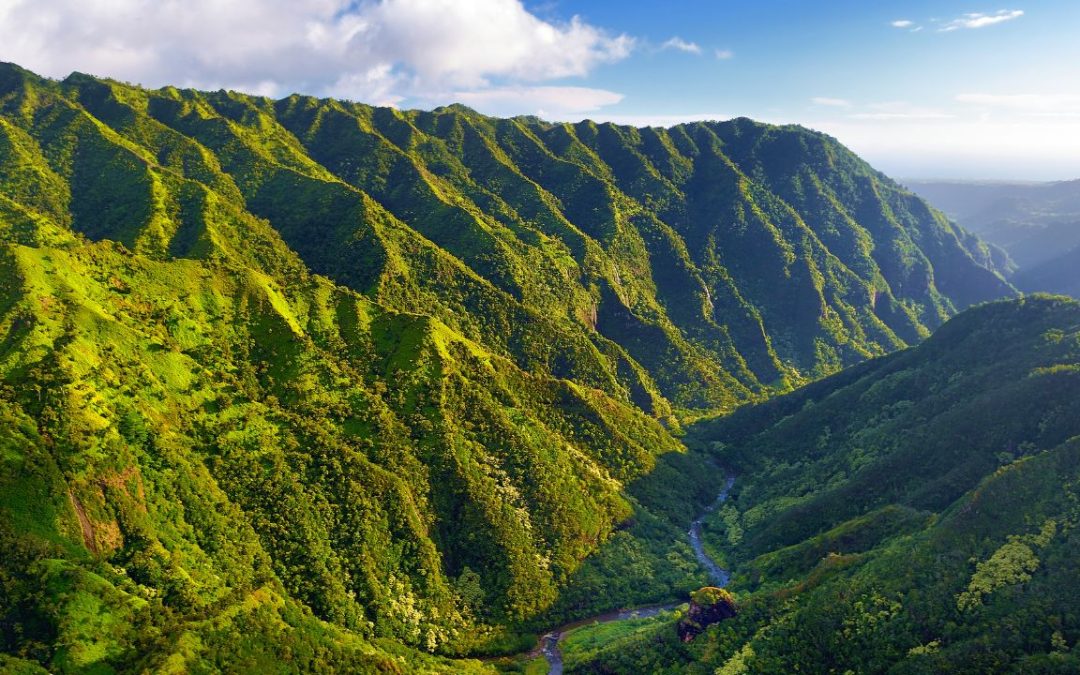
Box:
(0, 235, 683, 670)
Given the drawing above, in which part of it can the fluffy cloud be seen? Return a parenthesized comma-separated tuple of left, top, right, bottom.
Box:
(660, 37, 702, 54)
(891, 20, 914, 28)
(940, 10, 1024, 31)
(0, 0, 634, 106)
(357, 0, 634, 89)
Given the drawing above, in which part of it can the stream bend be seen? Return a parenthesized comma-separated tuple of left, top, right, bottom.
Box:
(539, 474, 735, 674)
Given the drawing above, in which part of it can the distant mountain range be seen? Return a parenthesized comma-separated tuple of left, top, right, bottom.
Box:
(906, 179, 1080, 296)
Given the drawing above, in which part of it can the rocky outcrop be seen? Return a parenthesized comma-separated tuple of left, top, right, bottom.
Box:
(677, 587, 737, 642)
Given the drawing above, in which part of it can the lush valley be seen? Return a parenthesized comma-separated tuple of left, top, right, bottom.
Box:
(0, 62, 1019, 673)
(571, 295, 1080, 673)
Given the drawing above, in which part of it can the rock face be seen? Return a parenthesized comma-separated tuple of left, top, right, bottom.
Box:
(677, 587, 738, 642)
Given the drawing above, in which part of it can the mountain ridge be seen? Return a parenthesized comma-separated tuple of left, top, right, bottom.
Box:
(0, 62, 1015, 412)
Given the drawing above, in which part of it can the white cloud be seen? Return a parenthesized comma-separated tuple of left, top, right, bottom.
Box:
(940, 9, 1023, 31)
(891, 20, 914, 28)
(358, 0, 634, 89)
(329, 65, 407, 108)
(452, 85, 623, 117)
(0, 0, 634, 106)
(714, 49, 735, 60)
(661, 37, 701, 54)
(812, 97, 851, 107)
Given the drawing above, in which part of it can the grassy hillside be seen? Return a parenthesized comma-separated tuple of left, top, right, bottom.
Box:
(0, 62, 1016, 672)
(572, 296, 1080, 672)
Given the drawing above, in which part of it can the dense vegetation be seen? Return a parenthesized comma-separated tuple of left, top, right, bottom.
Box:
(570, 296, 1080, 673)
(0, 61, 1015, 672)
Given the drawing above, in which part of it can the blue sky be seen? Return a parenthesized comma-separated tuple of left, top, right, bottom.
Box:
(1, 0, 1078, 178)
(528, 1, 1080, 179)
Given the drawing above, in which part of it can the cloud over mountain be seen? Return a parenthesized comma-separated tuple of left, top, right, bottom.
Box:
(0, 0, 633, 104)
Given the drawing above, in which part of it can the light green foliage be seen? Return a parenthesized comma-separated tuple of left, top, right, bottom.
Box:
(558, 607, 682, 672)
(957, 520, 1056, 611)
(716, 641, 755, 675)
(956, 539, 1039, 612)
(690, 587, 735, 607)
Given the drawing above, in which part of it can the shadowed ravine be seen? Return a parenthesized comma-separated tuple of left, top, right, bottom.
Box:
(538, 475, 735, 674)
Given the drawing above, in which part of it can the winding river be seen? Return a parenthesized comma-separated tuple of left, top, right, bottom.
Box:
(688, 474, 736, 587)
(536, 474, 736, 674)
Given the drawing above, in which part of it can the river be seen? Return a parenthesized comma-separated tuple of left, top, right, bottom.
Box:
(536, 474, 735, 674)
(688, 474, 735, 587)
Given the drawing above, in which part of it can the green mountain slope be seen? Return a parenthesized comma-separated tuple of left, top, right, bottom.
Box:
(576, 296, 1080, 673)
(0, 63, 1012, 413)
(0, 62, 1017, 672)
(0, 235, 683, 671)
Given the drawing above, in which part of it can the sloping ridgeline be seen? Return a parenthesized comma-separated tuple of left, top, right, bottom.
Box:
(573, 296, 1080, 673)
(0, 62, 1010, 672)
